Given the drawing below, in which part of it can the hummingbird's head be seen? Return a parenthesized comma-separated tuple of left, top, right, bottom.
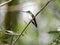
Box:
(20, 11, 30, 13)
(26, 11, 30, 13)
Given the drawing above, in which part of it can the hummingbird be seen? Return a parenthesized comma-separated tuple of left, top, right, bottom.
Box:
(21, 11, 37, 27)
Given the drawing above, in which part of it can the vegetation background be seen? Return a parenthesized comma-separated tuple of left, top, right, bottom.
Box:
(0, 0, 60, 45)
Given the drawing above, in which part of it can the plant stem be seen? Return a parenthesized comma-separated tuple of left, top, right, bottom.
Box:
(12, 0, 53, 45)
(0, 0, 12, 7)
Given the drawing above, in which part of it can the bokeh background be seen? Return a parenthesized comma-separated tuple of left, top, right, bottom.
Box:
(0, 0, 60, 45)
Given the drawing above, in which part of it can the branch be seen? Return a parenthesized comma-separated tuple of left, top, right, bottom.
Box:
(0, 0, 12, 7)
(12, 0, 53, 45)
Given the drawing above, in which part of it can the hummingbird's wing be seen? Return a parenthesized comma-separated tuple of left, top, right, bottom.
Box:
(31, 14, 37, 27)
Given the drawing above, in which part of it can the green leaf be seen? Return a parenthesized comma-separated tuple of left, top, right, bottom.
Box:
(48, 31, 60, 34)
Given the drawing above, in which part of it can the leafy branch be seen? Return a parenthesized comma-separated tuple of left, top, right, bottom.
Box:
(49, 34, 60, 45)
(12, 0, 53, 45)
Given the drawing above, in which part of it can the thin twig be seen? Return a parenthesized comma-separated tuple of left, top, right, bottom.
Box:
(12, 0, 53, 45)
(0, 0, 12, 7)
(9, 36, 14, 45)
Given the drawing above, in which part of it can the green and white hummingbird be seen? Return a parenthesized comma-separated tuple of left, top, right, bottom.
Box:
(21, 11, 37, 27)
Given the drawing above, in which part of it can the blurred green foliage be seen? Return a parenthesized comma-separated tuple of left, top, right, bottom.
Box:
(0, 0, 60, 45)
